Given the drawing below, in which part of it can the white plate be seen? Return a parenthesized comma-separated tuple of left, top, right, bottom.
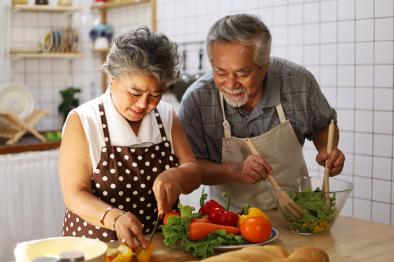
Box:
(213, 227, 278, 251)
(0, 83, 34, 119)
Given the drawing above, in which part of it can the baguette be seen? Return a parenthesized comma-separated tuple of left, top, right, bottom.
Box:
(201, 245, 288, 262)
(200, 245, 329, 262)
(282, 247, 329, 262)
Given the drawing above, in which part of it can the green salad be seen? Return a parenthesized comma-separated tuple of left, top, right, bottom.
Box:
(285, 189, 338, 234)
(161, 205, 245, 258)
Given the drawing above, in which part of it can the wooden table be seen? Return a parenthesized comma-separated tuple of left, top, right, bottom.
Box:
(117, 210, 394, 261)
(265, 210, 394, 262)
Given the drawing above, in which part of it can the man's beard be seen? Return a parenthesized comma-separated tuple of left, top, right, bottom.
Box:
(222, 87, 249, 108)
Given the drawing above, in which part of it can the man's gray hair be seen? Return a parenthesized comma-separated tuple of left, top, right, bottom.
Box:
(102, 26, 180, 88)
(207, 14, 272, 67)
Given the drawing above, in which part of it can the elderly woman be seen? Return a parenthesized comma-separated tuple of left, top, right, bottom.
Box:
(59, 26, 201, 249)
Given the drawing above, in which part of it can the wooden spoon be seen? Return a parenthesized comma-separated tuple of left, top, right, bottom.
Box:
(245, 138, 304, 220)
(322, 120, 335, 205)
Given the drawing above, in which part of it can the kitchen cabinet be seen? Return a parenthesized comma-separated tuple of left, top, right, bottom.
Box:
(0, 149, 64, 261)
(90, 0, 157, 92)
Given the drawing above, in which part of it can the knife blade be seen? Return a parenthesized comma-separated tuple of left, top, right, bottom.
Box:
(147, 214, 161, 246)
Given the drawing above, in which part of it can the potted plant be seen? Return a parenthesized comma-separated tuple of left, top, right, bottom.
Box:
(58, 86, 81, 122)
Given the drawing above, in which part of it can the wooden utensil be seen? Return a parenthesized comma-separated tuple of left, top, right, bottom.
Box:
(322, 120, 335, 204)
(245, 138, 304, 220)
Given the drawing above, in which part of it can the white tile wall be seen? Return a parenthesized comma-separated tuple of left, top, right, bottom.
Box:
(3, 0, 394, 225)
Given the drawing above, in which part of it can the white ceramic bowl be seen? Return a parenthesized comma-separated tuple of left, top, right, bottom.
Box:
(14, 237, 108, 262)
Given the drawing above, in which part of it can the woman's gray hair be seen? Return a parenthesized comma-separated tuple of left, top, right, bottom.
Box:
(102, 26, 180, 88)
(207, 14, 272, 67)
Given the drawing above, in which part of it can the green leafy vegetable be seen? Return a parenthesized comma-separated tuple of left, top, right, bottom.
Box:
(161, 204, 245, 258)
(285, 189, 338, 233)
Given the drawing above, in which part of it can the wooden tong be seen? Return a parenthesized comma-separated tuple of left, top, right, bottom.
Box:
(245, 138, 304, 220)
(322, 120, 335, 205)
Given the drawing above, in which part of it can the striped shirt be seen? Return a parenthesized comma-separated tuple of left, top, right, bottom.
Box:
(178, 57, 336, 163)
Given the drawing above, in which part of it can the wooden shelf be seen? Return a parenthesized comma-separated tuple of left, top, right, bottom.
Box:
(92, 48, 109, 54)
(0, 140, 60, 154)
(91, 0, 150, 10)
(11, 52, 82, 59)
(11, 4, 80, 13)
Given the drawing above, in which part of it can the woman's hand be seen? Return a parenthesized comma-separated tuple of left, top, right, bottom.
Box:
(316, 148, 345, 177)
(153, 170, 182, 216)
(235, 155, 272, 184)
(114, 212, 147, 250)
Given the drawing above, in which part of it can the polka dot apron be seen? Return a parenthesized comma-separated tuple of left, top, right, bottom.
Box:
(62, 102, 179, 242)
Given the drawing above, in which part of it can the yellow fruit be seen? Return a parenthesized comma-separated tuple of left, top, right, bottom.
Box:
(106, 244, 132, 262)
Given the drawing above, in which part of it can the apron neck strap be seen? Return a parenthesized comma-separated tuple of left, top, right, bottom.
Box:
(219, 92, 232, 138)
(99, 102, 112, 147)
(275, 104, 286, 123)
(152, 108, 168, 141)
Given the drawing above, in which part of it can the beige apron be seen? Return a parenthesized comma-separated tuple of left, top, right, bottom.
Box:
(208, 92, 308, 211)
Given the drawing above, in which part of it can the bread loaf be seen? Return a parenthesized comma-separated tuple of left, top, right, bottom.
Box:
(283, 247, 329, 262)
(200, 245, 329, 262)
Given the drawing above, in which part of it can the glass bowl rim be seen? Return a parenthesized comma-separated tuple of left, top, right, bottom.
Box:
(268, 175, 353, 193)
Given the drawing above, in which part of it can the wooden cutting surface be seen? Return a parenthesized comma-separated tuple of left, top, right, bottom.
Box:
(109, 210, 394, 261)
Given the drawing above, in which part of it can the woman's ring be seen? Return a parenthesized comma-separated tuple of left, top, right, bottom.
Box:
(122, 238, 126, 243)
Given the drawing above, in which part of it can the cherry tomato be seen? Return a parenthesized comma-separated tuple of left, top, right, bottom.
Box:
(163, 211, 181, 225)
(240, 216, 272, 243)
(191, 215, 210, 223)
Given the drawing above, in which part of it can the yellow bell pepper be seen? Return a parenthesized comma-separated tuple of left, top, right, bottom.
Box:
(106, 244, 133, 262)
(136, 243, 155, 262)
(238, 207, 271, 225)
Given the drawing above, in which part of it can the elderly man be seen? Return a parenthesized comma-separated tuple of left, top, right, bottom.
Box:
(178, 14, 345, 210)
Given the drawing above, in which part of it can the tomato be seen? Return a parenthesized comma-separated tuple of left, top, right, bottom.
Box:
(240, 216, 272, 243)
(163, 211, 181, 225)
(191, 215, 210, 223)
(106, 244, 132, 262)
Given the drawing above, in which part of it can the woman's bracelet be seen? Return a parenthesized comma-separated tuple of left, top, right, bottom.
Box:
(113, 211, 127, 230)
(99, 206, 115, 226)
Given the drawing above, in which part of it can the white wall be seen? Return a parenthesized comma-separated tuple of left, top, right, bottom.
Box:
(2, 0, 394, 225)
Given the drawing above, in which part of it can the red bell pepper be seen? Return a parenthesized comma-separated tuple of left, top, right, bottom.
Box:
(199, 192, 224, 216)
(208, 192, 239, 226)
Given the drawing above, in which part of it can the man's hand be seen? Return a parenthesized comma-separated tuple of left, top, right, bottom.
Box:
(316, 148, 345, 176)
(235, 155, 272, 184)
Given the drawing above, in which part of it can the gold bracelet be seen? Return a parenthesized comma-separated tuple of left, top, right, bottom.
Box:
(99, 206, 115, 226)
(113, 211, 127, 230)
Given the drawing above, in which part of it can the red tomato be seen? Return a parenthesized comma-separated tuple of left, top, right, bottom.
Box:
(240, 216, 272, 243)
(163, 211, 180, 225)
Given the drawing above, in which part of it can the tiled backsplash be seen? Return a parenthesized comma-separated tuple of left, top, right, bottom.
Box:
(2, 0, 394, 225)
(156, 0, 394, 225)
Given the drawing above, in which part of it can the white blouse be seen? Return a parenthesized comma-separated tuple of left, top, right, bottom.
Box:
(65, 90, 174, 171)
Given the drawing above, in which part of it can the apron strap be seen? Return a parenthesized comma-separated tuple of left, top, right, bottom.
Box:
(99, 102, 112, 147)
(152, 108, 169, 142)
(275, 104, 286, 123)
(219, 92, 232, 138)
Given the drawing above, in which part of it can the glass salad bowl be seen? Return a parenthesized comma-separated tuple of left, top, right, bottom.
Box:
(271, 176, 353, 234)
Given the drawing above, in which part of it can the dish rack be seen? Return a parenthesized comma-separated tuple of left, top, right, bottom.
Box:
(0, 110, 48, 145)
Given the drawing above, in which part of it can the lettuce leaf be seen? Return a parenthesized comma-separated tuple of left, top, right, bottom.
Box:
(161, 204, 245, 258)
